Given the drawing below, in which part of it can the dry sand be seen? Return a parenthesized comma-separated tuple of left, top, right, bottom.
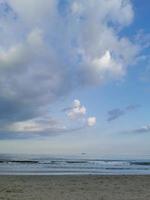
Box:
(0, 175, 150, 200)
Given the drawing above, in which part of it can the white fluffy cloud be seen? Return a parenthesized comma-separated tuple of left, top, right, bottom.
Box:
(91, 50, 125, 81)
(87, 117, 96, 127)
(67, 99, 86, 119)
(66, 99, 96, 127)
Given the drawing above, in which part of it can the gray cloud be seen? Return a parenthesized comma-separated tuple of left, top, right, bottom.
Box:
(107, 104, 141, 122)
(125, 104, 141, 111)
(107, 109, 125, 122)
(121, 124, 150, 135)
(133, 125, 150, 134)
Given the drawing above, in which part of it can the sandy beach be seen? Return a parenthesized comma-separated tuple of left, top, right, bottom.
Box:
(0, 175, 150, 200)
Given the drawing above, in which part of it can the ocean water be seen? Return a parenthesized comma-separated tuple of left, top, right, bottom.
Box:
(0, 154, 150, 175)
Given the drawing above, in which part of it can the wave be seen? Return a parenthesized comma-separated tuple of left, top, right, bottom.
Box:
(0, 160, 39, 164)
(0, 155, 150, 175)
(130, 162, 150, 166)
(0, 159, 150, 166)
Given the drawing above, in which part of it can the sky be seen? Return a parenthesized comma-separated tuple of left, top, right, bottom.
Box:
(0, 0, 150, 158)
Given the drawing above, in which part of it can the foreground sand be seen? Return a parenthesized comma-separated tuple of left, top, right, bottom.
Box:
(0, 175, 150, 200)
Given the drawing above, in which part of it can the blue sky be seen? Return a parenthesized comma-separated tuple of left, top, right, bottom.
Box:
(0, 0, 150, 158)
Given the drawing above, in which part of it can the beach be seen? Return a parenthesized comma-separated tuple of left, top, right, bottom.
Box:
(0, 175, 150, 200)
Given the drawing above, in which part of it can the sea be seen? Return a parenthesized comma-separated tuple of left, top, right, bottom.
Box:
(0, 154, 150, 175)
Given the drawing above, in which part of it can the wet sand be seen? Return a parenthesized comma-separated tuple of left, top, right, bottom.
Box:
(0, 175, 150, 200)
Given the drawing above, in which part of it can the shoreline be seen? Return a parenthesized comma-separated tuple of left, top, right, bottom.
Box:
(0, 175, 150, 199)
(1, 173, 150, 175)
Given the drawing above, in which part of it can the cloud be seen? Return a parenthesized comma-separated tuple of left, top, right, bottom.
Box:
(65, 99, 96, 127)
(0, 116, 67, 135)
(92, 51, 124, 77)
(0, 0, 141, 137)
(0, 99, 96, 138)
(121, 124, 150, 135)
(0, 28, 44, 69)
(125, 104, 141, 111)
(107, 104, 140, 122)
(67, 99, 86, 119)
(0, 27, 71, 126)
(133, 125, 150, 134)
(107, 109, 125, 122)
(8, 0, 56, 26)
(4, 117, 66, 133)
(87, 117, 96, 127)
(71, 1, 83, 14)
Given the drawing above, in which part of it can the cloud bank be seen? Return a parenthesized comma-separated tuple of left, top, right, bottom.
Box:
(0, 0, 140, 136)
